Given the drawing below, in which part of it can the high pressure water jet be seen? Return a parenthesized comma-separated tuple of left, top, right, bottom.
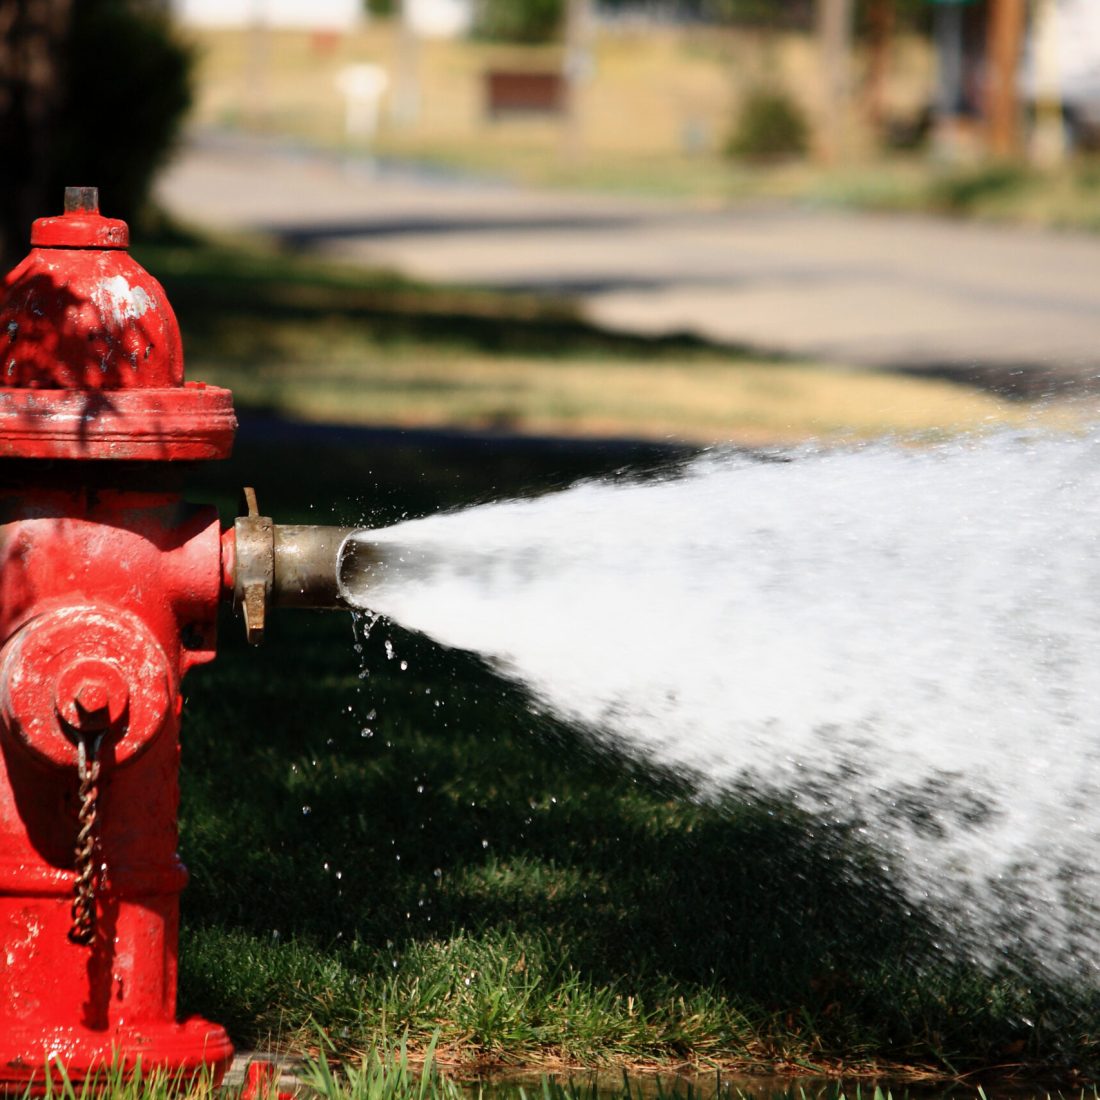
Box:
(0, 189, 364, 1088)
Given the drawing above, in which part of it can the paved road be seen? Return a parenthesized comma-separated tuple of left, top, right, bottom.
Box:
(158, 138, 1100, 394)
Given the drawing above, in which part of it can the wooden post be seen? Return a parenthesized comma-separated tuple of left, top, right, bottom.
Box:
(985, 0, 1026, 159)
(817, 0, 854, 164)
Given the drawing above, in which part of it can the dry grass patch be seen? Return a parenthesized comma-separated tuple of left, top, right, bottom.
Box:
(192, 349, 1081, 446)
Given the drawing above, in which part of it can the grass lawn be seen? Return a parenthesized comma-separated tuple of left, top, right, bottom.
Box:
(177, 421, 1100, 1088)
(125, 230, 1100, 1086)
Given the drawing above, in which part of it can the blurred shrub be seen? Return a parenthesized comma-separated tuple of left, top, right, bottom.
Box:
(725, 86, 809, 161)
(474, 0, 564, 43)
(365, 0, 397, 15)
(928, 163, 1030, 214)
(51, 0, 193, 227)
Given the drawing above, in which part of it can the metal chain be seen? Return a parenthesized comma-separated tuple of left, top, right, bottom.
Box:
(69, 736, 102, 946)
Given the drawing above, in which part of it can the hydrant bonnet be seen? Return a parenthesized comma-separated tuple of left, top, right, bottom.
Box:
(0, 185, 235, 461)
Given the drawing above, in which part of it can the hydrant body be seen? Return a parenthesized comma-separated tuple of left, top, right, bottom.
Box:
(0, 191, 235, 1086)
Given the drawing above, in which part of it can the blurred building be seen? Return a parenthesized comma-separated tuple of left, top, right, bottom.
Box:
(170, 0, 473, 35)
(406, 0, 473, 37)
(171, 0, 362, 30)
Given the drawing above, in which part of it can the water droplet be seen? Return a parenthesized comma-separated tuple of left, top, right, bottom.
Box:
(481, 839, 489, 849)
(399, 660, 408, 671)
(301, 805, 312, 816)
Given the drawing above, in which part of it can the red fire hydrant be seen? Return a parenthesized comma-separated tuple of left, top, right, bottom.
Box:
(0, 188, 238, 1087)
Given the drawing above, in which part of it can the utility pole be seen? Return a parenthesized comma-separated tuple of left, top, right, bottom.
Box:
(816, 0, 854, 164)
(391, 0, 421, 129)
(562, 0, 592, 163)
(985, 0, 1026, 158)
(930, 0, 969, 159)
(245, 0, 271, 132)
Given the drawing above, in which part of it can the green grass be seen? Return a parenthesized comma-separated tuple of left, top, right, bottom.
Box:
(31, 1039, 1100, 1100)
(793, 158, 1100, 234)
(23, 1057, 222, 1100)
(170, 428, 1100, 1087)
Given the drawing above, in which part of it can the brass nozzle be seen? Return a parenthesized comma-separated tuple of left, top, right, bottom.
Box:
(229, 487, 379, 643)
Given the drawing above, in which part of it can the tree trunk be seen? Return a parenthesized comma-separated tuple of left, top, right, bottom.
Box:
(816, 0, 854, 164)
(863, 0, 895, 133)
(0, 0, 73, 273)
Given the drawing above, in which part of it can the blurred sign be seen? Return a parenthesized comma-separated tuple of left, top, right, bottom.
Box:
(484, 71, 565, 119)
(336, 64, 390, 141)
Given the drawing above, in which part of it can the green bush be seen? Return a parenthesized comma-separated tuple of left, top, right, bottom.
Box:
(474, 0, 564, 43)
(50, 0, 194, 227)
(725, 85, 809, 162)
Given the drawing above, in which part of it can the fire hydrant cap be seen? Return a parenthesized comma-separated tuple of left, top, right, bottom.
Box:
(30, 187, 129, 250)
(0, 185, 237, 461)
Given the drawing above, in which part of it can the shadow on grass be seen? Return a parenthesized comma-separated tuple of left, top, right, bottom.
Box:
(135, 228, 1088, 404)
(134, 234, 770, 367)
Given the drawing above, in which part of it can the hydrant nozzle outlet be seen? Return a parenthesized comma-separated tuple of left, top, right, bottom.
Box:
(227, 486, 378, 643)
